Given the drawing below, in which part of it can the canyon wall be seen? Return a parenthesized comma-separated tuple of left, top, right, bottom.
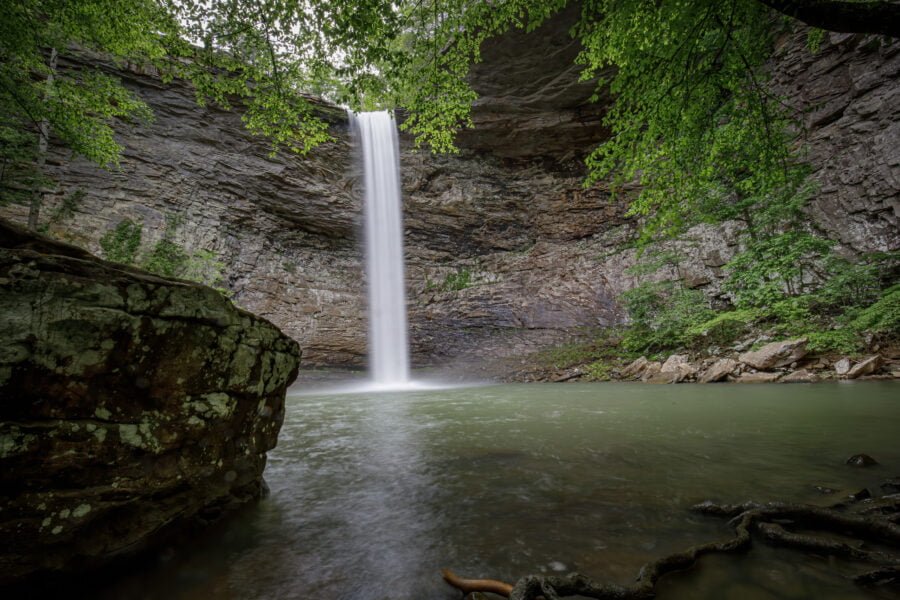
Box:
(1, 20, 897, 370)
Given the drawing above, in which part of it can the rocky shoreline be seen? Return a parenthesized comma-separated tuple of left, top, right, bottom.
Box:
(504, 338, 900, 384)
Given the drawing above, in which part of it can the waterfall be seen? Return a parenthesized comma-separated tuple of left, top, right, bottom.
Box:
(351, 111, 411, 385)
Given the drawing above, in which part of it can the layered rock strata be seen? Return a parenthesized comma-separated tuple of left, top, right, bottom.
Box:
(0, 220, 301, 584)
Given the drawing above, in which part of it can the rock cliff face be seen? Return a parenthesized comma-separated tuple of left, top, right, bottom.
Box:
(401, 148, 628, 364)
(771, 31, 900, 253)
(0, 220, 300, 584)
(0, 21, 896, 370)
(1, 52, 366, 367)
(455, 2, 608, 161)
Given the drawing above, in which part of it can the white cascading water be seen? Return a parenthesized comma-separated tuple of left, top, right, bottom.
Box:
(351, 110, 411, 386)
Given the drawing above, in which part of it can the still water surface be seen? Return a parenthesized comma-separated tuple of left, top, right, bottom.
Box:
(99, 381, 899, 599)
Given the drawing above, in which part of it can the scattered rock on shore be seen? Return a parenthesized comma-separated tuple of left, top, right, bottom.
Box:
(621, 356, 651, 380)
(738, 339, 808, 371)
(834, 357, 852, 376)
(699, 358, 739, 383)
(736, 372, 782, 383)
(640, 361, 663, 382)
(781, 369, 820, 383)
(844, 355, 884, 379)
(657, 354, 697, 383)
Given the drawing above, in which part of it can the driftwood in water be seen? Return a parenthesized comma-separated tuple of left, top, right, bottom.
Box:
(442, 493, 900, 599)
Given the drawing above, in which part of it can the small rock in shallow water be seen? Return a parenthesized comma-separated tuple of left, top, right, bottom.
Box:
(814, 485, 837, 495)
(845, 453, 878, 467)
(848, 488, 872, 502)
(880, 478, 900, 494)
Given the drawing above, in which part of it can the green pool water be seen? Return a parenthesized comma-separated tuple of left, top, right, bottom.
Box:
(93, 381, 900, 599)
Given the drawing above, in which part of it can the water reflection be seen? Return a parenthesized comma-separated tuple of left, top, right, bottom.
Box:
(91, 382, 900, 599)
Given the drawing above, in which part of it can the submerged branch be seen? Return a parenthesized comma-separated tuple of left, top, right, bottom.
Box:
(442, 494, 900, 600)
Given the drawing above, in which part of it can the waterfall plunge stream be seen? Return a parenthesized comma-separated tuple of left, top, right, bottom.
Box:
(352, 111, 411, 387)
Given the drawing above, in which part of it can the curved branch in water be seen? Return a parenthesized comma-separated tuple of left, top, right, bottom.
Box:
(442, 497, 900, 600)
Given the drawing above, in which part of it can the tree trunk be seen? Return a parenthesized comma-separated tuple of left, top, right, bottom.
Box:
(27, 47, 58, 232)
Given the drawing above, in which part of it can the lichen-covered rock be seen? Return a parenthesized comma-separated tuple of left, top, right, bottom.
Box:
(739, 339, 808, 371)
(0, 220, 301, 584)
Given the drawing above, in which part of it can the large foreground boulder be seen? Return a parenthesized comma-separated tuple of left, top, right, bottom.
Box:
(0, 220, 301, 584)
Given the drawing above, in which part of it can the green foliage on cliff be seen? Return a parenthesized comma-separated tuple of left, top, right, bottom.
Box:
(142, 238, 190, 278)
(36, 189, 85, 234)
(0, 102, 48, 207)
(687, 308, 756, 342)
(424, 268, 473, 293)
(0, 1, 161, 173)
(441, 269, 472, 292)
(621, 282, 713, 353)
(619, 249, 900, 357)
(99, 216, 229, 293)
(99, 219, 142, 265)
(850, 284, 900, 338)
(723, 232, 834, 308)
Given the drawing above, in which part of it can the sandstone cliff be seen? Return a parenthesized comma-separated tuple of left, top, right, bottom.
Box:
(0, 22, 896, 370)
(0, 220, 301, 584)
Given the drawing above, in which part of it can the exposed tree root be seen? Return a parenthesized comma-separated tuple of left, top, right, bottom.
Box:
(854, 565, 900, 586)
(441, 568, 513, 597)
(442, 494, 900, 599)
